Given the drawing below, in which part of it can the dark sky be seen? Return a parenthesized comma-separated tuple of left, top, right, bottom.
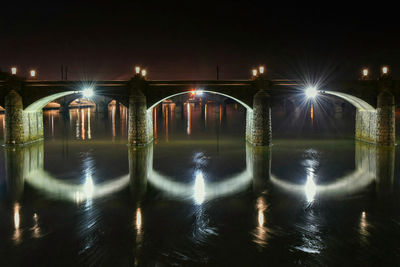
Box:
(1, 1, 399, 80)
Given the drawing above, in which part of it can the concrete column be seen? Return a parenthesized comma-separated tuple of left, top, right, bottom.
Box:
(376, 90, 395, 146)
(5, 90, 24, 145)
(59, 97, 69, 114)
(250, 90, 271, 146)
(96, 103, 109, 114)
(128, 89, 152, 146)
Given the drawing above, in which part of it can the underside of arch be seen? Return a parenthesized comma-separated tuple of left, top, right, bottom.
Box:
(148, 90, 253, 111)
(24, 91, 78, 112)
(322, 91, 375, 111)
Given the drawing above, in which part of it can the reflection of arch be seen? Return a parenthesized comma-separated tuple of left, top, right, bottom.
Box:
(148, 90, 253, 111)
(269, 141, 395, 199)
(144, 143, 253, 202)
(4, 141, 131, 202)
(25, 170, 130, 202)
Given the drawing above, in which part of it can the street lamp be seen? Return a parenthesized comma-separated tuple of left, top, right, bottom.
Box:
(135, 66, 141, 75)
(141, 69, 147, 77)
(382, 66, 389, 75)
(252, 69, 258, 77)
(30, 70, 36, 78)
(11, 67, 17, 75)
(362, 68, 368, 77)
(259, 66, 265, 74)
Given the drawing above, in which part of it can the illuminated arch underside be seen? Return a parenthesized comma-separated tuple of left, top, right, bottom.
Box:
(270, 165, 375, 198)
(323, 91, 375, 111)
(24, 91, 78, 112)
(148, 90, 253, 111)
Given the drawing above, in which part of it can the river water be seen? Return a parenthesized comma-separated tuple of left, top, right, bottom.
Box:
(0, 100, 399, 266)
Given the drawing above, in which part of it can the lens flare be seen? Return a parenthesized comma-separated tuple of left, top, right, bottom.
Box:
(305, 87, 318, 98)
(82, 88, 94, 98)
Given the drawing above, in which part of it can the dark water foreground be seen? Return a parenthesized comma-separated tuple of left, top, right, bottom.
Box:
(0, 103, 400, 266)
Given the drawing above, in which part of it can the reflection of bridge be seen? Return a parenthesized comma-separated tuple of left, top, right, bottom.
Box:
(3, 140, 394, 204)
(0, 71, 398, 146)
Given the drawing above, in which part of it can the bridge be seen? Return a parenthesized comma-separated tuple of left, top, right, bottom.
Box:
(0, 68, 398, 146)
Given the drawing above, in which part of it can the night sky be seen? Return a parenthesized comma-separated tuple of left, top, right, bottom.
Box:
(1, 1, 399, 80)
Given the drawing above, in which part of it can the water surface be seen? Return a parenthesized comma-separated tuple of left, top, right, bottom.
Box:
(0, 101, 399, 266)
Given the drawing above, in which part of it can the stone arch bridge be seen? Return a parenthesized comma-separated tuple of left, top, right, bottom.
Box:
(0, 74, 398, 146)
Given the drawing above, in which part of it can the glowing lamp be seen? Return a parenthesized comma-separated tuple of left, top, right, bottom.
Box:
(382, 66, 389, 74)
(196, 90, 204, 96)
(305, 86, 318, 98)
(141, 69, 147, 77)
(362, 68, 368, 77)
(252, 69, 258, 77)
(11, 67, 17, 75)
(82, 88, 94, 98)
(135, 66, 141, 74)
(259, 66, 265, 74)
(30, 70, 36, 77)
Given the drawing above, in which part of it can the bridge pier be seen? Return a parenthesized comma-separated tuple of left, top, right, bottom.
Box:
(247, 89, 271, 146)
(376, 90, 395, 146)
(355, 90, 395, 146)
(58, 97, 69, 114)
(128, 89, 153, 146)
(5, 90, 43, 145)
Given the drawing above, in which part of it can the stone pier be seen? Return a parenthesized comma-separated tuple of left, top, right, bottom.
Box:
(376, 90, 395, 146)
(5, 90, 43, 145)
(355, 90, 395, 146)
(128, 89, 153, 146)
(247, 89, 271, 146)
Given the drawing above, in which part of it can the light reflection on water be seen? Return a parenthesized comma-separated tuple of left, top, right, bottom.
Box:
(0, 101, 399, 266)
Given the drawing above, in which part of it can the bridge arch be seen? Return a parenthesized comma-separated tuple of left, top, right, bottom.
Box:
(318, 90, 396, 145)
(25, 91, 78, 112)
(321, 91, 375, 111)
(148, 90, 253, 111)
